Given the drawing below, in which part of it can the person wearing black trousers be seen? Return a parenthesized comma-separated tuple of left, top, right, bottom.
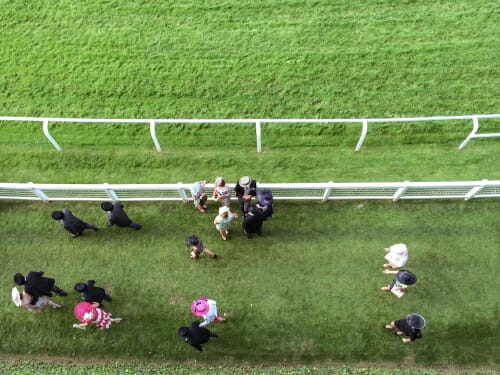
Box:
(101, 201, 142, 230)
(51, 208, 98, 237)
(13, 271, 67, 306)
(242, 205, 265, 238)
(74, 280, 112, 307)
(178, 321, 218, 352)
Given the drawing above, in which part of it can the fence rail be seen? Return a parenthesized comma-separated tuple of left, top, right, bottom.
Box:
(1, 114, 499, 152)
(1, 180, 499, 203)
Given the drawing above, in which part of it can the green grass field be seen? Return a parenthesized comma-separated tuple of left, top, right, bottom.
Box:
(0, 0, 499, 373)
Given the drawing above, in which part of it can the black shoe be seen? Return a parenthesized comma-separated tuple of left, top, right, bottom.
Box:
(53, 286, 68, 296)
(213, 254, 218, 259)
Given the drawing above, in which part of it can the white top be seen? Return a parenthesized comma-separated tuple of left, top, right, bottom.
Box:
(199, 299, 218, 327)
(384, 243, 408, 267)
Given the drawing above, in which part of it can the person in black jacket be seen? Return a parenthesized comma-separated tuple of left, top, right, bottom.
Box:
(51, 208, 98, 237)
(74, 280, 112, 307)
(13, 271, 67, 306)
(178, 321, 218, 352)
(101, 201, 142, 230)
(235, 176, 257, 215)
(385, 313, 426, 343)
(242, 205, 265, 238)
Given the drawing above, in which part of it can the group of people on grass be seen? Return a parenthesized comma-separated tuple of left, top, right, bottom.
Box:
(11, 179, 427, 350)
(381, 243, 426, 343)
(12, 176, 274, 351)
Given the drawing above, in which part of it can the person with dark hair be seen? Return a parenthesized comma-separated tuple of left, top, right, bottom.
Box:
(385, 313, 426, 343)
(380, 269, 417, 298)
(186, 235, 217, 259)
(178, 321, 218, 352)
(51, 208, 98, 237)
(101, 201, 141, 230)
(242, 205, 265, 238)
(235, 176, 257, 215)
(74, 280, 112, 307)
(13, 271, 67, 306)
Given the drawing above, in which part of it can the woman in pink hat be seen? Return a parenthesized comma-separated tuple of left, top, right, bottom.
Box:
(191, 297, 226, 327)
(213, 206, 238, 240)
(72, 301, 122, 330)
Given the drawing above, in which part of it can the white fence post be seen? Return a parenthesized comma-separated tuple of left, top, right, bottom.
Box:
(42, 119, 62, 151)
(149, 120, 162, 152)
(178, 182, 189, 202)
(465, 179, 488, 200)
(256, 120, 262, 153)
(458, 116, 479, 150)
(104, 183, 119, 201)
(355, 120, 368, 152)
(393, 181, 410, 202)
(28, 182, 50, 201)
(322, 181, 334, 201)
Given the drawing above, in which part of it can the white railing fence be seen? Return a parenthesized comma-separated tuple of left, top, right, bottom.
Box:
(1, 180, 499, 203)
(1, 114, 499, 152)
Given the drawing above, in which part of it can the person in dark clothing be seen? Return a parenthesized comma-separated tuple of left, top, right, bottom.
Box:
(235, 176, 257, 215)
(257, 188, 274, 219)
(101, 201, 142, 230)
(74, 280, 112, 307)
(178, 321, 218, 352)
(242, 205, 264, 238)
(13, 271, 67, 306)
(385, 313, 426, 343)
(51, 208, 98, 237)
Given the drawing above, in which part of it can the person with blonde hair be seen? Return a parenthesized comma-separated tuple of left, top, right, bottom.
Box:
(212, 177, 231, 207)
(213, 206, 238, 240)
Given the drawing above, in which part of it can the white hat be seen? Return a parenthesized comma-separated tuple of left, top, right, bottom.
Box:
(12, 287, 22, 307)
(239, 176, 251, 187)
(219, 206, 230, 215)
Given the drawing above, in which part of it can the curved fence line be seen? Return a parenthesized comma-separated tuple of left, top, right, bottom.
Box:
(1, 114, 499, 152)
(1, 180, 499, 203)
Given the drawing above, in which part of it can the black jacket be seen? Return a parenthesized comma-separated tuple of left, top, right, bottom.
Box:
(81, 280, 112, 306)
(24, 271, 55, 305)
(182, 321, 212, 352)
(61, 208, 92, 236)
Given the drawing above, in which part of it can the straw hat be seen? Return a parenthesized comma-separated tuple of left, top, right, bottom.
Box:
(218, 206, 230, 215)
(191, 299, 210, 317)
(238, 176, 251, 187)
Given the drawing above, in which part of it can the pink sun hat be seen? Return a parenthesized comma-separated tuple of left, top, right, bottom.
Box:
(74, 301, 97, 323)
(191, 298, 210, 317)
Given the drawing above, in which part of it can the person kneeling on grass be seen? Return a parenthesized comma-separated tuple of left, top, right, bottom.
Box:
(186, 235, 217, 260)
(101, 201, 142, 230)
(385, 313, 426, 343)
(51, 208, 98, 237)
(178, 321, 218, 352)
(73, 301, 122, 330)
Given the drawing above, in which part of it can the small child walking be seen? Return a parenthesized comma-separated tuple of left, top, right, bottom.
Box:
(186, 235, 217, 259)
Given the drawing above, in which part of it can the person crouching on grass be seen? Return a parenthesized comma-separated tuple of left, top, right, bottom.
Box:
(385, 313, 426, 343)
(186, 235, 217, 260)
(11, 287, 61, 313)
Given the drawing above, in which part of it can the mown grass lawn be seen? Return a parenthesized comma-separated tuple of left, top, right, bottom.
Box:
(0, 0, 499, 372)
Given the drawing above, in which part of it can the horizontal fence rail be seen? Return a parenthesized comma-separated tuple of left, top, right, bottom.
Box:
(1, 114, 499, 152)
(1, 180, 499, 203)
